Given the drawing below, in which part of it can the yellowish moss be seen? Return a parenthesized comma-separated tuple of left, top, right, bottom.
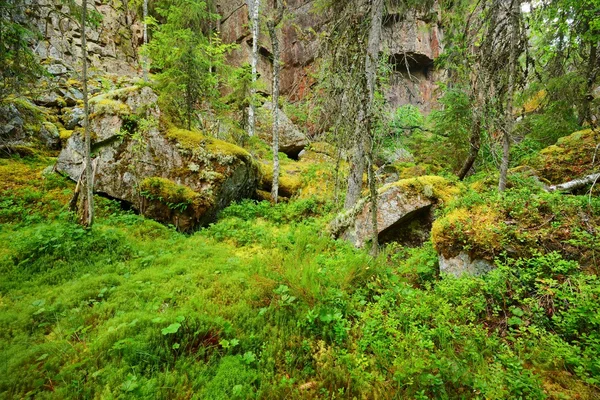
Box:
(383, 176, 461, 204)
(431, 205, 503, 259)
(260, 163, 302, 198)
(139, 177, 213, 210)
(521, 90, 547, 114)
(166, 126, 252, 159)
(528, 129, 600, 183)
(59, 129, 74, 140)
(90, 98, 131, 116)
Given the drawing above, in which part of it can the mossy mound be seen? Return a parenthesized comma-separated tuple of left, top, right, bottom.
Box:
(527, 129, 600, 183)
(258, 150, 338, 201)
(432, 187, 600, 266)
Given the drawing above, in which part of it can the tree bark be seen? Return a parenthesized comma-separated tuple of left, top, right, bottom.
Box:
(268, 1, 283, 203)
(247, 0, 260, 137)
(81, 0, 94, 228)
(142, 0, 149, 81)
(365, 0, 384, 254)
(499, 0, 519, 193)
(547, 172, 600, 193)
(458, 112, 481, 180)
(579, 40, 598, 126)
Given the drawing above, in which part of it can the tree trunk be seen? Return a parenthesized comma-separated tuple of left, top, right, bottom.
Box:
(247, 0, 260, 137)
(547, 172, 600, 193)
(499, 0, 519, 193)
(364, 0, 384, 254)
(142, 0, 149, 81)
(579, 40, 598, 126)
(458, 107, 481, 180)
(268, 2, 283, 203)
(81, 0, 94, 228)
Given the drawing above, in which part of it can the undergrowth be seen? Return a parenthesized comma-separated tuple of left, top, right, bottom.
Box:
(0, 157, 599, 399)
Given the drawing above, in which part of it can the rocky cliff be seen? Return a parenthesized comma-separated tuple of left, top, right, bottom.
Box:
(216, 0, 443, 112)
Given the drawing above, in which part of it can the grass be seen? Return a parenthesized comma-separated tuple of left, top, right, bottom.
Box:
(1, 156, 599, 399)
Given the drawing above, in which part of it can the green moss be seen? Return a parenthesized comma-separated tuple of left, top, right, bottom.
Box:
(383, 176, 461, 204)
(90, 98, 131, 116)
(432, 187, 600, 265)
(59, 129, 74, 140)
(139, 177, 213, 212)
(528, 129, 600, 183)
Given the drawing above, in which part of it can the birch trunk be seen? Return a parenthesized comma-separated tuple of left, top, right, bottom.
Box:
(499, 0, 519, 192)
(247, 0, 260, 137)
(81, 0, 94, 227)
(365, 0, 384, 254)
(142, 0, 149, 81)
(268, 2, 283, 203)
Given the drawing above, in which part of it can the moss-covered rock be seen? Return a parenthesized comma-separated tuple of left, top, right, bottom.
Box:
(331, 176, 459, 248)
(431, 187, 600, 269)
(56, 86, 261, 231)
(527, 129, 600, 184)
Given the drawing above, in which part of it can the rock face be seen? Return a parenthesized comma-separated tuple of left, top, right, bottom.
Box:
(216, 1, 443, 113)
(30, 0, 141, 76)
(330, 176, 457, 248)
(0, 99, 60, 151)
(258, 101, 309, 157)
(438, 252, 494, 277)
(56, 86, 260, 231)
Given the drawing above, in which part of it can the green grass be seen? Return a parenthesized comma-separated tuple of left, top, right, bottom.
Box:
(1, 156, 599, 399)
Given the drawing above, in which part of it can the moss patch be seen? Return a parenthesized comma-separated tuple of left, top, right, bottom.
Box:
(383, 176, 461, 204)
(527, 129, 600, 183)
(139, 177, 213, 212)
(431, 187, 600, 266)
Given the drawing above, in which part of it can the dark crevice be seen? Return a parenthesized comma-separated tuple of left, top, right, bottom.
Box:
(378, 205, 434, 247)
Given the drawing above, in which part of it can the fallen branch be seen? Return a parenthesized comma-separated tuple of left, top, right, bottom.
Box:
(547, 172, 600, 193)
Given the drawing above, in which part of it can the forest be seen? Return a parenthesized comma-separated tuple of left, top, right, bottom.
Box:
(0, 0, 599, 398)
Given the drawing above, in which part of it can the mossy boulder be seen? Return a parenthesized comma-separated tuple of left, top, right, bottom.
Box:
(331, 176, 459, 248)
(56, 86, 260, 231)
(257, 101, 309, 157)
(258, 147, 339, 201)
(527, 129, 600, 184)
(431, 187, 600, 273)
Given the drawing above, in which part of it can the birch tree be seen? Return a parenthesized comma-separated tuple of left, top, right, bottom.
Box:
(267, 0, 284, 203)
(142, 0, 149, 81)
(81, 0, 94, 227)
(247, 0, 260, 137)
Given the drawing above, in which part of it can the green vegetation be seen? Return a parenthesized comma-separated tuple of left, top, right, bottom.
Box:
(1, 154, 599, 399)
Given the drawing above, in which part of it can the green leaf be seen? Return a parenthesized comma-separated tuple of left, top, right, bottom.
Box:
(161, 323, 181, 335)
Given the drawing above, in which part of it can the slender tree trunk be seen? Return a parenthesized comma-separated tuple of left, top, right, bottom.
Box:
(247, 0, 260, 137)
(458, 113, 481, 180)
(268, 2, 283, 203)
(365, 0, 384, 254)
(81, 0, 94, 228)
(579, 40, 598, 126)
(499, 0, 519, 193)
(142, 0, 149, 81)
(344, 117, 366, 210)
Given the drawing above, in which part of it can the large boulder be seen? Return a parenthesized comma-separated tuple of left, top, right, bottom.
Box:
(438, 252, 494, 277)
(330, 176, 458, 248)
(258, 101, 309, 157)
(56, 86, 260, 231)
(527, 129, 600, 184)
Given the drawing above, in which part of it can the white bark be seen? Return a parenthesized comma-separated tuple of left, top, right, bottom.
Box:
(548, 173, 600, 193)
(268, 2, 283, 203)
(247, 0, 260, 137)
(82, 0, 94, 227)
(142, 0, 149, 81)
(365, 0, 384, 254)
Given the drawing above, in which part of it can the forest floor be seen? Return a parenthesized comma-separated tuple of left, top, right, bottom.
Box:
(1, 154, 599, 399)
